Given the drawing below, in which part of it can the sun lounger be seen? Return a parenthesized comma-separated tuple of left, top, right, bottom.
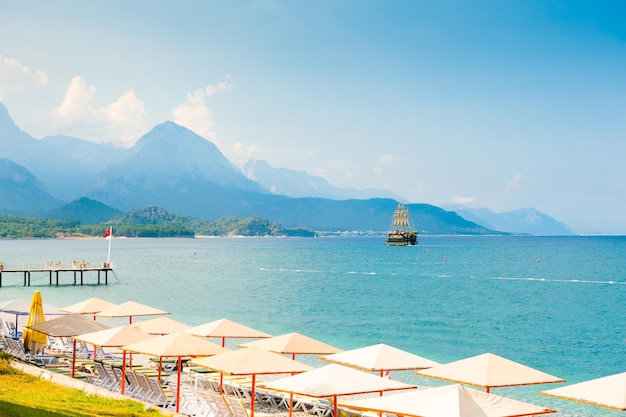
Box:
(208, 393, 234, 417)
(133, 370, 156, 402)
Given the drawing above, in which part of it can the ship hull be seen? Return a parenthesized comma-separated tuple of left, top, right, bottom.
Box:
(385, 232, 417, 246)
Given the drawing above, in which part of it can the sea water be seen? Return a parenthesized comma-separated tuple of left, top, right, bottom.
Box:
(0, 235, 625, 416)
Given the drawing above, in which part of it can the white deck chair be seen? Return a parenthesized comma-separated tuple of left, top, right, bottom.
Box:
(209, 393, 234, 417)
(133, 371, 156, 402)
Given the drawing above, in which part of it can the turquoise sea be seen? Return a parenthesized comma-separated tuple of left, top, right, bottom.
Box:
(1, 235, 625, 416)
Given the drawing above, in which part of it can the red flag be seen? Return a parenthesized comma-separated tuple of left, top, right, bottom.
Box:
(103, 227, 112, 240)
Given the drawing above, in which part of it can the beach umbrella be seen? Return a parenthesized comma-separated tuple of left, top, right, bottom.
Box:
(25, 313, 109, 377)
(96, 300, 169, 324)
(131, 316, 190, 335)
(238, 332, 342, 360)
(191, 346, 314, 417)
(260, 363, 416, 417)
(21, 291, 48, 354)
(319, 343, 440, 378)
(415, 352, 565, 393)
(60, 297, 117, 319)
(540, 372, 626, 411)
(122, 331, 229, 413)
(74, 325, 156, 395)
(185, 318, 271, 347)
(0, 298, 66, 336)
(340, 383, 557, 417)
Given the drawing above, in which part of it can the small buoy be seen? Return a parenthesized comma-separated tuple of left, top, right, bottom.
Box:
(426, 249, 430, 252)
(536, 259, 541, 263)
(443, 256, 447, 260)
(268, 253, 271, 256)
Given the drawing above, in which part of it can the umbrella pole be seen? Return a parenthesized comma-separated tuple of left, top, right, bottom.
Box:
(176, 356, 181, 413)
(251, 374, 256, 417)
(220, 373, 224, 394)
(289, 393, 294, 417)
(158, 357, 162, 380)
(72, 339, 77, 378)
(222, 337, 225, 347)
(333, 395, 338, 417)
(121, 351, 127, 395)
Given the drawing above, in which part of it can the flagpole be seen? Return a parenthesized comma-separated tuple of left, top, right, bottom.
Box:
(106, 227, 112, 264)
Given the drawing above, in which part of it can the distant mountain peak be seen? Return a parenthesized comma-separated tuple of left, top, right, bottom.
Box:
(243, 159, 403, 201)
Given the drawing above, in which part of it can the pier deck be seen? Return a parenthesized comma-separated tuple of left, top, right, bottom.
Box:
(0, 266, 113, 287)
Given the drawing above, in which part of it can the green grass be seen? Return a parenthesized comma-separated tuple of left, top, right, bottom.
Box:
(0, 354, 168, 417)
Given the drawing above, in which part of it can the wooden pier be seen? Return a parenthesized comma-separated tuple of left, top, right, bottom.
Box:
(0, 266, 113, 287)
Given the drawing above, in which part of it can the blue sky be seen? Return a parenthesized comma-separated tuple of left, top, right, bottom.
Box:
(0, 1, 625, 234)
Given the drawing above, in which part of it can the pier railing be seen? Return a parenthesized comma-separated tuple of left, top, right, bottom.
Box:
(0, 263, 114, 287)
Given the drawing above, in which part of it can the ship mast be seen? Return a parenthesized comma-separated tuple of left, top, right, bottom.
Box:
(392, 203, 412, 232)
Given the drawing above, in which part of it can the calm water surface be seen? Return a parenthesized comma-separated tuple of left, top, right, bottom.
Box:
(1, 235, 625, 416)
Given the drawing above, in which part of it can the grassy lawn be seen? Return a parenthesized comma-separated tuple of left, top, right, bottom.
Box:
(0, 353, 168, 417)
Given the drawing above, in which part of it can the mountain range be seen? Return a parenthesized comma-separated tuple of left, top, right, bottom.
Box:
(0, 102, 572, 235)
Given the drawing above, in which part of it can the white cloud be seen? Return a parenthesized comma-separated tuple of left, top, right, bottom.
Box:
(380, 154, 397, 164)
(0, 54, 48, 100)
(504, 173, 524, 193)
(172, 79, 233, 142)
(374, 167, 384, 175)
(451, 196, 476, 205)
(232, 141, 258, 159)
(50, 76, 149, 147)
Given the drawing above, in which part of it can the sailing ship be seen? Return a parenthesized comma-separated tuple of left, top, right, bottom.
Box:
(385, 203, 418, 246)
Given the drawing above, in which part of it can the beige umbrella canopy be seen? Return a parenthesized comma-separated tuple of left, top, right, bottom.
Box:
(319, 343, 440, 377)
(185, 318, 272, 347)
(131, 316, 190, 335)
(122, 331, 229, 413)
(74, 325, 156, 395)
(61, 297, 117, 319)
(26, 313, 109, 338)
(340, 384, 557, 417)
(416, 352, 565, 393)
(540, 372, 626, 411)
(238, 332, 342, 359)
(260, 363, 416, 417)
(26, 313, 109, 377)
(191, 346, 314, 417)
(74, 325, 155, 347)
(96, 301, 169, 324)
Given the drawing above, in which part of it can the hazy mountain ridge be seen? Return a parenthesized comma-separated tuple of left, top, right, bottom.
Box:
(446, 206, 573, 235)
(0, 158, 63, 214)
(243, 159, 403, 200)
(0, 102, 567, 234)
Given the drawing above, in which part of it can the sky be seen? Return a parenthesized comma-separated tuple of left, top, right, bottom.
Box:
(0, 1, 625, 234)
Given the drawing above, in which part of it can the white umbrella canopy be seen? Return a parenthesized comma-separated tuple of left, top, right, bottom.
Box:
(96, 301, 169, 324)
(340, 384, 557, 417)
(416, 352, 565, 393)
(319, 343, 440, 377)
(191, 346, 314, 417)
(122, 331, 229, 413)
(131, 316, 190, 335)
(185, 318, 271, 347)
(0, 298, 66, 335)
(260, 363, 416, 417)
(540, 372, 626, 411)
(238, 332, 342, 359)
